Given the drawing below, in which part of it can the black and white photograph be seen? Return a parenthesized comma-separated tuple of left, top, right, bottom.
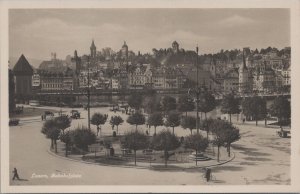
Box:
(1, 0, 300, 193)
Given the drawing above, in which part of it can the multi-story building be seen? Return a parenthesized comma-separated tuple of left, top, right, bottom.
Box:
(282, 66, 291, 86)
(223, 68, 239, 94)
(252, 62, 276, 93)
(39, 67, 75, 91)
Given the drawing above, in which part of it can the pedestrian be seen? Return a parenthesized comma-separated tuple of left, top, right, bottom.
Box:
(243, 118, 245, 123)
(41, 114, 43, 121)
(146, 130, 149, 135)
(12, 167, 20, 180)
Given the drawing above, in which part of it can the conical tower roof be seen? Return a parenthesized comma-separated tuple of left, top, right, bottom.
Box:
(13, 54, 33, 75)
(90, 40, 96, 49)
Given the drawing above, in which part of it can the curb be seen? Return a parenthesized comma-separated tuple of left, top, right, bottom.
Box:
(47, 148, 235, 171)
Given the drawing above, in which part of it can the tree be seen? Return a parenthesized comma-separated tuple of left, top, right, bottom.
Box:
(151, 130, 180, 167)
(200, 118, 215, 139)
(180, 116, 196, 135)
(147, 112, 164, 135)
(121, 130, 149, 165)
(242, 96, 267, 126)
(160, 96, 177, 114)
(71, 126, 96, 151)
(91, 113, 107, 136)
(54, 115, 71, 134)
(109, 116, 124, 135)
(184, 133, 209, 166)
(60, 130, 72, 157)
(127, 112, 146, 131)
(128, 93, 143, 111)
(221, 93, 240, 123)
(177, 95, 195, 117)
(142, 95, 161, 114)
(209, 119, 227, 162)
(198, 89, 216, 119)
(223, 127, 240, 157)
(165, 111, 181, 134)
(269, 96, 291, 127)
(41, 119, 60, 153)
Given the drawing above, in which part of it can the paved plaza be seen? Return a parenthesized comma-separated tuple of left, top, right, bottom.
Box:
(9, 105, 290, 185)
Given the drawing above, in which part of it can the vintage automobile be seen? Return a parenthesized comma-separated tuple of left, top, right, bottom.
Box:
(9, 119, 20, 126)
(70, 110, 80, 119)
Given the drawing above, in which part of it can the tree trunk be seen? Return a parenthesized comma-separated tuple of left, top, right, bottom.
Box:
(154, 126, 157, 135)
(206, 130, 209, 139)
(185, 111, 187, 118)
(229, 113, 232, 123)
(195, 149, 198, 166)
(205, 112, 207, 120)
(190, 129, 193, 135)
(228, 143, 231, 157)
(117, 125, 119, 135)
(136, 125, 138, 131)
(265, 118, 267, 126)
(55, 139, 57, 153)
(255, 118, 258, 126)
(164, 150, 168, 167)
(217, 145, 220, 162)
(65, 143, 68, 157)
(172, 127, 175, 134)
(134, 150, 137, 166)
(51, 139, 54, 149)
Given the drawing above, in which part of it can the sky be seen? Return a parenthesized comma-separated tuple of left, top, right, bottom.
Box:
(9, 9, 290, 61)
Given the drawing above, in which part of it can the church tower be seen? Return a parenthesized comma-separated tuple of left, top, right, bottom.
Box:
(121, 41, 129, 61)
(90, 39, 97, 58)
(239, 48, 249, 94)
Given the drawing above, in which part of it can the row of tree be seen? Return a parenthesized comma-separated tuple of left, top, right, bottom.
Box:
(122, 118, 240, 167)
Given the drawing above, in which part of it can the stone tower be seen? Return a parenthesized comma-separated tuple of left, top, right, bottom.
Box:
(12, 54, 34, 98)
(90, 39, 97, 58)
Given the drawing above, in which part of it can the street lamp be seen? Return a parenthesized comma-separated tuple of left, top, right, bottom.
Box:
(188, 46, 201, 134)
(87, 60, 91, 129)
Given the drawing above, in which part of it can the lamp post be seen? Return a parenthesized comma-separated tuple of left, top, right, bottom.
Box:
(188, 46, 201, 134)
(87, 60, 91, 129)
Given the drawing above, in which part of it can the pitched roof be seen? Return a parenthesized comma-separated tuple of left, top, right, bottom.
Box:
(13, 54, 33, 75)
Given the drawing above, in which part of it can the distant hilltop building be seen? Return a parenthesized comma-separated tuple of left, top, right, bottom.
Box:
(121, 41, 129, 61)
(39, 53, 64, 71)
(172, 41, 179, 53)
(90, 39, 97, 59)
(12, 54, 34, 99)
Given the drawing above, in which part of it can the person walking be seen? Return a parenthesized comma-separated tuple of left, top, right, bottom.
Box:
(12, 167, 20, 180)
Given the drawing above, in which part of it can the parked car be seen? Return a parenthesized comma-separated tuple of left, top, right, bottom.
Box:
(9, 119, 20, 126)
(70, 110, 80, 119)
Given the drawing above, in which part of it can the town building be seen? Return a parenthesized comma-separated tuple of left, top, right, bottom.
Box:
(223, 68, 239, 94)
(252, 62, 276, 93)
(12, 54, 34, 97)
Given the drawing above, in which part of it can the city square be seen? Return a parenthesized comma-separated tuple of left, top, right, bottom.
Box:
(9, 104, 290, 185)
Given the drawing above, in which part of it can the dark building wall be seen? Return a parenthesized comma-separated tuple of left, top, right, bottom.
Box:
(9, 69, 16, 112)
(15, 75, 32, 95)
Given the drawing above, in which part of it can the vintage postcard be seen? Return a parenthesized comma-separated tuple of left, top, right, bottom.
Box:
(1, 0, 300, 193)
